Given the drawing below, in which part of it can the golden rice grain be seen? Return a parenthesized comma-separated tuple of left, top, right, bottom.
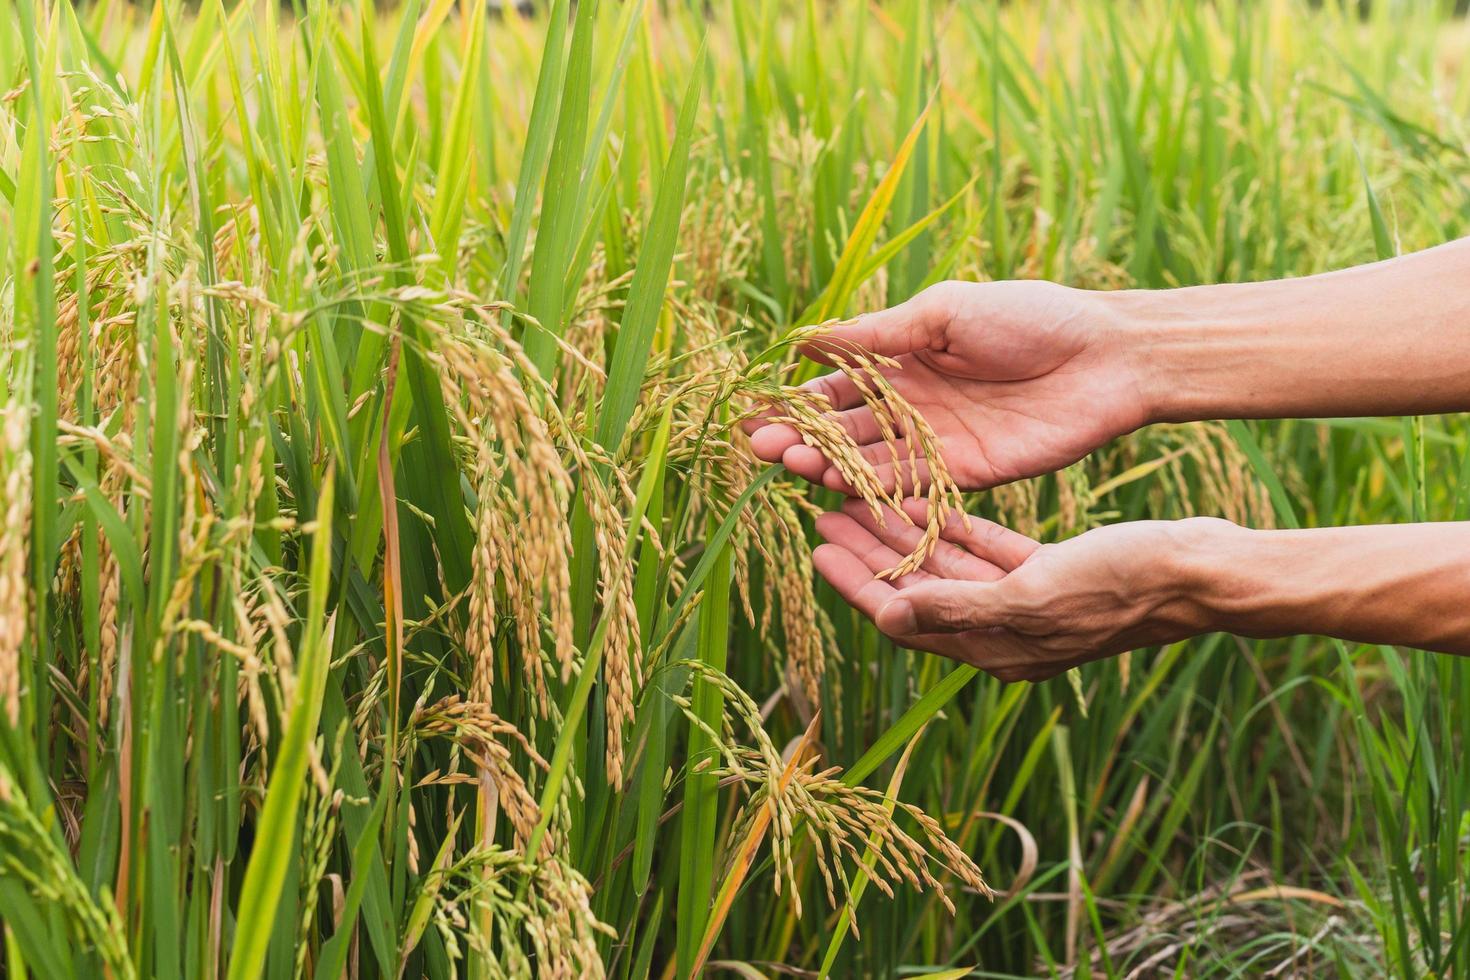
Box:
(0, 396, 32, 725)
(738, 321, 970, 581)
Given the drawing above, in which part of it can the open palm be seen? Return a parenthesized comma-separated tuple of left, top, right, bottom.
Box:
(813, 499, 1203, 683)
(745, 280, 1148, 493)
(810, 498, 1038, 672)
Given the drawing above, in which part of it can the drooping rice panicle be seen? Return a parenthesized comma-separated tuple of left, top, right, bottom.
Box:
(2, 2, 1464, 976)
(740, 321, 970, 580)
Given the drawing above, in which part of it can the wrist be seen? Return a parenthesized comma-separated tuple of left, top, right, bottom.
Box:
(1092, 245, 1470, 423)
(1163, 521, 1470, 656)
(1095, 283, 1273, 425)
(1166, 519, 1334, 642)
(1155, 517, 1261, 635)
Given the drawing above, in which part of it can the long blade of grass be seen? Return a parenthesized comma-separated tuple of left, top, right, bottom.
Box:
(522, 0, 597, 376)
(817, 720, 929, 976)
(356, 1, 474, 595)
(675, 479, 736, 978)
(804, 102, 934, 326)
(225, 473, 336, 980)
(498, 0, 570, 305)
(595, 39, 707, 449)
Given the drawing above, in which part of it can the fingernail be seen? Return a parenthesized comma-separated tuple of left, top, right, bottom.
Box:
(878, 598, 918, 636)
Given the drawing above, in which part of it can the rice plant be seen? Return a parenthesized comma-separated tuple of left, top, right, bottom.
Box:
(1, 0, 1468, 976)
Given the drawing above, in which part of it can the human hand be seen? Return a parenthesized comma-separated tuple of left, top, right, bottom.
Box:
(744, 280, 1149, 493)
(812, 499, 1217, 682)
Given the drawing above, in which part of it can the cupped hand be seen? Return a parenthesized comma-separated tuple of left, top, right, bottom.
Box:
(812, 499, 1215, 683)
(744, 280, 1149, 493)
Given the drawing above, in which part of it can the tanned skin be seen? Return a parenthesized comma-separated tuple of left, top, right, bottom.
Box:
(744, 238, 1470, 679)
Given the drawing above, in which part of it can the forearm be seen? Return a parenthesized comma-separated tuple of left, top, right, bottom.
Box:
(1176, 520, 1470, 656)
(1102, 238, 1470, 422)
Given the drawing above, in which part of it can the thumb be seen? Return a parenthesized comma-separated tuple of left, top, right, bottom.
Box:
(876, 579, 1009, 636)
(801, 284, 955, 365)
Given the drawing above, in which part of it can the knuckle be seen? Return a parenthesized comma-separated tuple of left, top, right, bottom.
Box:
(918, 281, 965, 322)
(980, 521, 1010, 551)
(932, 594, 973, 630)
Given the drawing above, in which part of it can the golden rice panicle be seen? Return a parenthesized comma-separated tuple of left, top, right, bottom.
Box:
(515, 850, 616, 980)
(557, 250, 646, 411)
(672, 663, 991, 922)
(1174, 420, 1276, 529)
(446, 846, 611, 978)
(695, 411, 764, 627)
(535, 393, 642, 789)
(571, 453, 642, 788)
(781, 765, 993, 918)
(0, 393, 32, 726)
(745, 321, 970, 579)
(433, 315, 576, 715)
(413, 696, 546, 852)
(755, 383, 893, 524)
(820, 339, 970, 580)
(767, 488, 826, 715)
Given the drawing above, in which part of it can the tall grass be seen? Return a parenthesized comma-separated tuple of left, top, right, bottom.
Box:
(2, 0, 1469, 976)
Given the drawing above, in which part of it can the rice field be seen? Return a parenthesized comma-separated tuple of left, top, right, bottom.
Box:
(2, 0, 1469, 976)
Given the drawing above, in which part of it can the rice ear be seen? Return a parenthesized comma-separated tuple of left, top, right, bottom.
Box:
(739, 325, 969, 578)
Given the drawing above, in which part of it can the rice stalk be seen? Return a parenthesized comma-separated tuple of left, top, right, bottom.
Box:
(2, 1, 1466, 975)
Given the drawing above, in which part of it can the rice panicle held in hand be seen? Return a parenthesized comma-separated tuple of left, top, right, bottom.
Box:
(743, 320, 969, 579)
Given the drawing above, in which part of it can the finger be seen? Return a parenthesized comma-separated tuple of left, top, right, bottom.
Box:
(747, 422, 803, 462)
(834, 406, 886, 445)
(781, 444, 830, 482)
(812, 544, 962, 656)
(811, 543, 900, 620)
(839, 499, 1005, 582)
(800, 285, 956, 365)
(741, 370, 861, 441)
(876, 579, 1009, 636)
(898, 498, 1039, 572)
(802, 370, 865, 411)
(813, 512, 931, 587)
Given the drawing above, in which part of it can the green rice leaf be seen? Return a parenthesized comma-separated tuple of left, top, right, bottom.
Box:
(226, 473, 336, 980)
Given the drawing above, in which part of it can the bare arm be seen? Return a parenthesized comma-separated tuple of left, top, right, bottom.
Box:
(1184, 521, 1470, 656)
(745, 238, 1470, 494)
(748, 242, 1470, 671)
(1116, 237, 1470, 422)
(811, 502, 1470, 683)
